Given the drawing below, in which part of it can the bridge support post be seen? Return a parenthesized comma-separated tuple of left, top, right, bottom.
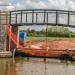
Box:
(6, 26, 18, 51)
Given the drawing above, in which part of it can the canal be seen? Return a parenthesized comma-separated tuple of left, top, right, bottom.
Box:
(0, 57, 75, 75)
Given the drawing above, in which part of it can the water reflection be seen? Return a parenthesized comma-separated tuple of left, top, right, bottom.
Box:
(0, 58, 75, 75)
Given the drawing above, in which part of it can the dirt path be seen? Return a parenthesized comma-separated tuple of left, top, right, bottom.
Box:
(25, 40, 75, 50)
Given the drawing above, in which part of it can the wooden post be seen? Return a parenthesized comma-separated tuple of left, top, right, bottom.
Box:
(6, 25, 18, 51)
(12, 48, 16, 63)
(11, 26, 18, 51)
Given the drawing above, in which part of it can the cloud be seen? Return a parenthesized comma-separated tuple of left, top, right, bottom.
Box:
(0, 0, 15, 11)
(46, 0, 75, 10)
(0, 0, 75, 11)
(14, 0, 75, 11)
(13, 0, 47, 10)
(6, 5, 15, 11)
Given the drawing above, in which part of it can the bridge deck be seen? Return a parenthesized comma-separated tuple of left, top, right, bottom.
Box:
(10, 9, 75, 27)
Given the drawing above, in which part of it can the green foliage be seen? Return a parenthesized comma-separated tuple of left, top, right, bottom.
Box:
(47, 26, 72, 37)
(19, 26, 75, 37)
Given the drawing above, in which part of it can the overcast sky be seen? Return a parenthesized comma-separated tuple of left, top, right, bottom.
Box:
(0, 0, 75, 11)
(0, 0, 75, 32)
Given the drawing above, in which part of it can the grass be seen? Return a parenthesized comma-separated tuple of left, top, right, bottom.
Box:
(27, 36, 75, 41)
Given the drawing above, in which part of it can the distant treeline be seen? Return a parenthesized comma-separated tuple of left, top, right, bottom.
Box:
(20, 26, 75, 37)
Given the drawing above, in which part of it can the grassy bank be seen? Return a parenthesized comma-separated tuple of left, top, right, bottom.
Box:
(27, 37, 75, 41)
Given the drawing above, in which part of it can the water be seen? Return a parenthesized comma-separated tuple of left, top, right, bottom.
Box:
(0, 57, 75, 75)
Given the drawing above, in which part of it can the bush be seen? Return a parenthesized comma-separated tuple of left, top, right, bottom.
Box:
(19, 26, 75, 37)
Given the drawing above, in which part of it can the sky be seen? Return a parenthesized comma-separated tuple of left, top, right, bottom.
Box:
(0, 0, 75, 31)
(0, 0, 75, 11)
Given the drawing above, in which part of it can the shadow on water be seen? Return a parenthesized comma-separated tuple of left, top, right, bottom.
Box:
(15, 50, 75, 62)
(59, 54, 75, 61)
(0, 56, 75, 75)
(0, 48, 74, 75)
(0, 58, 17, 75)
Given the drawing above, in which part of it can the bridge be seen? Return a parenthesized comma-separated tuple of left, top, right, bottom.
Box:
(1, 9, 75, 58)
(10, 9, 75, 27)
